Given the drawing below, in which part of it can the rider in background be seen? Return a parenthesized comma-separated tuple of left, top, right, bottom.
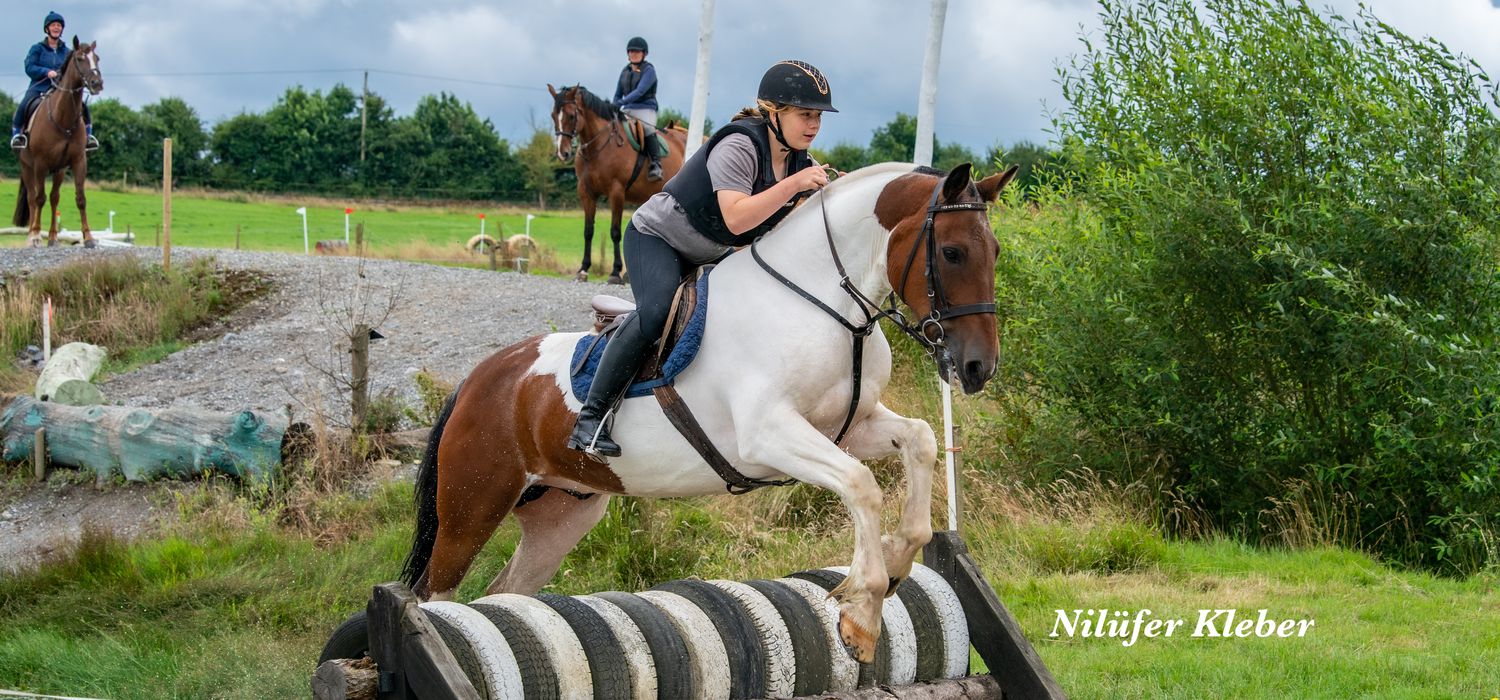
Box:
(612, 36, 664, 182)
(568, 60, 837, 458)
(10, 11, 97, 151)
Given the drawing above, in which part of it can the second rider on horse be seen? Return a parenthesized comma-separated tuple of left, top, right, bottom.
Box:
(612, 36, 664, 182)
(10, 11, 97, 151)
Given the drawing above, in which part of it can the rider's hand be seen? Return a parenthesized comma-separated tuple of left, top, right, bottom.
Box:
(789, 164, 831, 192)
(46, 70, 57, 79)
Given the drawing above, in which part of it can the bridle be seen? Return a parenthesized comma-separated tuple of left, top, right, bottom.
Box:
(553, 94, 623, 161)
(45, 50, 100, 140)
(752, 176, 993, 445)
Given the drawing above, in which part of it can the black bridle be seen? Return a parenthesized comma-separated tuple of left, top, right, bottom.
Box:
(553, 91, 623, 161)
(752, 176, 993, 445)
(44, 51, 101, 141)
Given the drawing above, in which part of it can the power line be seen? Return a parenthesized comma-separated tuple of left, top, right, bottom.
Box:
(107, 67, 546, 92)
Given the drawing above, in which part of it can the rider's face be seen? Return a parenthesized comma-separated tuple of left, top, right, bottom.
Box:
(627, 49, 645, 64)
(775, 108, 823, 151)
(46, 22, 62, 39)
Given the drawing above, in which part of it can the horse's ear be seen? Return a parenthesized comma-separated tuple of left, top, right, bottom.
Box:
(90, 41, 97, 52)
(547, 83, 558, 98)
(976, 164, 1020, 203)
(941, 162, 973, 203)
(72, 35, 79, 50)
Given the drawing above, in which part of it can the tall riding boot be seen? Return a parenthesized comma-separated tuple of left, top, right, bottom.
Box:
(567, 314, 654, 457)
(644, 131, 664, 181)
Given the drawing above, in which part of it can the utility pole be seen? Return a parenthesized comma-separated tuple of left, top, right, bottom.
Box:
(914, 0, 949, 167)
(685, 0, 715, 159)
(360, 70, 369, 163)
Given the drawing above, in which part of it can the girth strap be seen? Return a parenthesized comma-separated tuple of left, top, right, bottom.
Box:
(654, 384, 797, 494)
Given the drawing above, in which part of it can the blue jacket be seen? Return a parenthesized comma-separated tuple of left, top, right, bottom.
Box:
(613, 61, 658, 111)
(24, 39, 68, 91)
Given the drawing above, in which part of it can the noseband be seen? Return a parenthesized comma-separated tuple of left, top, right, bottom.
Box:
(752, 176, 994, 445)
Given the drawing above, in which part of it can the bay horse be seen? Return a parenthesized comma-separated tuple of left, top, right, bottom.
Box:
(11, 37, 103, 248)
(548, 83, 687, 284)
(401, 161, 1018, 664)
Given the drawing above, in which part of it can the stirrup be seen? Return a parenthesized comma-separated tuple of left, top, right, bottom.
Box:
(9, 134, 25, 149)
(85, 135, 99, 152)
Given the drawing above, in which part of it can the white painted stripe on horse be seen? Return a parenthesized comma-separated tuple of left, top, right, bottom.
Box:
(709, 579, 798, 699)
(824, 567, 918, 686)
(471, 593, 593, 699)
(635, 589, 732, 700)
(576, 595, 659, 700)
(774, 577, 860, 692)
(419, 601, 525, 699)
(906, 563, 970, 679)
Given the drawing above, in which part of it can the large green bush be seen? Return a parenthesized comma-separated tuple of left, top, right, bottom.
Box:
(1005, 0, 1500, 572)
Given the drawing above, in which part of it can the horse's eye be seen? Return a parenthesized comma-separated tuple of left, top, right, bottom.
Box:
(942, 246, 963, 264)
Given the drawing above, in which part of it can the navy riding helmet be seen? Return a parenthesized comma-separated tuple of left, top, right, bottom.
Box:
(626, 36, 648, 53)
(43, 10, 65, 33)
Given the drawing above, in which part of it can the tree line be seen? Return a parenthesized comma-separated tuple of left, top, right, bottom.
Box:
(0, 85, 1055, 205)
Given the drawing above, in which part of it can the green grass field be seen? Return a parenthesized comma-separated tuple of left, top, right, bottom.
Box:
(0, 177, 630, 273)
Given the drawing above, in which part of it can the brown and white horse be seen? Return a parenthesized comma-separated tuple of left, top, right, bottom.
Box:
(548, 83, 686, 284)
(11, 37, 102, 248)
(401, 161, 1017, 663)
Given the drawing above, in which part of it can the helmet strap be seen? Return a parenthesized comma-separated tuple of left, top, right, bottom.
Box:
(764, 109, 796, 152)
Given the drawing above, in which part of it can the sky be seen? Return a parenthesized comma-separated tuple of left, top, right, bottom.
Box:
(6, 0, 1500, 155)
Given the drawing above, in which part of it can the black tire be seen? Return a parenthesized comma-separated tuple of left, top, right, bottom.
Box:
(318, 611, 368, 663)
(653, 579, 768, 700)
(893, 575, 946, 682)
(471, 601, 560, 700)
(744, 579, 832, 696)
(788, 568, 891, 688)
(536, 593, 633, 700)
(594, 591, 696, 700)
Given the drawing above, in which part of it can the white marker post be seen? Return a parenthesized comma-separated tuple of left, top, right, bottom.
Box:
(520, 214, 536, 273)
(344, 207, 353, 244)
(525, 213, 534, 237)
(42, 297, 52, 362)
(296, 207, 309, 254)
(478, 213, 487, 252)
(107, 210, 115, 234)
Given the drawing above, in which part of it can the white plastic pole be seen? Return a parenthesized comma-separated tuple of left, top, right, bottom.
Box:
(684, 0, 716, 159)
(914, 0, 949, 167)
(296, 207, 308, 254)
(941, 370, 957, 531)
(344, 212, 350, 244)
(42, 297, 51, 362)
(525, 213, 534, 237)
(108, 210, 115, 234)
(480, 215, 486, 250)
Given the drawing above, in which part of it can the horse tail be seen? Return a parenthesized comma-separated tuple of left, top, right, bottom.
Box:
(400, 381, 464, 589)
(12, 181, 27, 228)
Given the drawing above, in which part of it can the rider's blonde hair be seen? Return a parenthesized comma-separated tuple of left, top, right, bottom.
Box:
(730, 99, 801, 122)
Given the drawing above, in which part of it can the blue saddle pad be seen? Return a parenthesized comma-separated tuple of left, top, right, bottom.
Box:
(570, 270, 711, 401)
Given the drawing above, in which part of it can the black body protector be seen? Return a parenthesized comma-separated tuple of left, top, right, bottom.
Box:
(662, 117, 816, 246)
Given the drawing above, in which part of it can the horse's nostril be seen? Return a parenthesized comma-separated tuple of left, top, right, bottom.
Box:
(964, 360, 985, 380)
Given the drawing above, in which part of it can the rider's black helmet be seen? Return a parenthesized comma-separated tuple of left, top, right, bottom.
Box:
(626, 36, 648, 53)
(43, 11, 65, 33)
(757, 60, 837, 113)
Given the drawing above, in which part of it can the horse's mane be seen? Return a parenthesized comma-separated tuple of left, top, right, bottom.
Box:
(557, 85, 618, 122)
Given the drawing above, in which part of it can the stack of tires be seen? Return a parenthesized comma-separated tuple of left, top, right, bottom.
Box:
(321, 563, 969, 699)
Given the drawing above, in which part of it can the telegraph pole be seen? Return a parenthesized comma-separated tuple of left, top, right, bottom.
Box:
(914, 0, 949, 167)
(685, 0, 716, 159)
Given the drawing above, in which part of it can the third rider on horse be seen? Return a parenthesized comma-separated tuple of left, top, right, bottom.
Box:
(612, 36, 663, 182)
(10, 11, 97, 151)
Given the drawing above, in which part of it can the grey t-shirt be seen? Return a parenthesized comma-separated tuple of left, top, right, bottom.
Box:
(632, 133, 786, 265)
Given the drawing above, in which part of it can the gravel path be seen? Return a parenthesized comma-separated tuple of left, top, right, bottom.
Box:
(4, 245, 629, 423)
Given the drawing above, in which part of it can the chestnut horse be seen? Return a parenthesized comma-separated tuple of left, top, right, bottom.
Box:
(548, 84, 686, 284)
(11, 37, 103, 248)
(400, 161, 1018, 664)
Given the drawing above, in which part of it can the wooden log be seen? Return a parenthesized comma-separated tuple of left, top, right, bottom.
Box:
(33, 427, 45, 481)
(367, 582, 479, 700)
(312, 657, 378, 700)
(788, 675, 1001, 699)
(0, 396, 286, 482)
(925, 532, 1068, 700)
(34, 342, 107, 405)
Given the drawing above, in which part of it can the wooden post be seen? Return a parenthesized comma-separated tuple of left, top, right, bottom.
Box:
(367, 582, 479, 700)
(488, 240, 497, 271)
(355, 222, 365, 258)
(235, 223, 241, 250)
(950, 420, 964, 537)
(33, 428, 46, 482)
(351, 324, 370, 431)
(162, 138, 172, 271)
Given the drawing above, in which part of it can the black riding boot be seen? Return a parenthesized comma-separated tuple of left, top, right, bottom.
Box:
(567, 314, 654, 457)
(643, 131, 664, 181)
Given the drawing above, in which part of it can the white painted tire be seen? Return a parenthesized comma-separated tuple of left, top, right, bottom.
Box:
(419, 601, 525, 700)
(825, 566, 917, 686)
(907, 563, 970, 679)
(709, 579, 798, 699)
(576, 595, 658, 700)
(775, 577, 859, 692)
(471, 594, 593, 699)
(636, 589, 732, 700)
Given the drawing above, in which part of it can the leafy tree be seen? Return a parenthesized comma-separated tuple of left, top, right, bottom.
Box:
(1014, 0, 1500, 571)
(143, 97, 209, 185)
(88, 98, 156, 185)
(814, 142, 871, 172)
(984, 140, 1062, 195)
(210, 112, 272, 190)
(517, 128, 563, 208)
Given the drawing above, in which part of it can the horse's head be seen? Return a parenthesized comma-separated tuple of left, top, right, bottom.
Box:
(876, 163, 1019, 394)
(65, 37, 103, 95)
(548, 84, 581, 161)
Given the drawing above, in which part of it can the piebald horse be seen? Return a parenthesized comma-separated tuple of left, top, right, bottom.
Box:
(401, 161, 1017, 663)
(11, 37, 103, 248)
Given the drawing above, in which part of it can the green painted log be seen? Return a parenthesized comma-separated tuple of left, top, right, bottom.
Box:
(0, 396, 285, 482)
(35, 342, 107, 405)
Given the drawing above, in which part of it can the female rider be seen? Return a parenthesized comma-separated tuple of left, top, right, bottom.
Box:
(10, 11, 97, 151)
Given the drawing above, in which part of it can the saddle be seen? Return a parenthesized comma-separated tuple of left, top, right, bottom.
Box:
(19, 90, 50, 134)
(622, 119, 671, 158)
(578, 265, 706, 388)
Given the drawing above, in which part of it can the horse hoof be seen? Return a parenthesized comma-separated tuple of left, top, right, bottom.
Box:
(607, 275, 624, 286)
(27, 240, 39, 249)
(837, 613, 878, 664)
(574, 271, 589, 283)
(83, 239, 97, 249)
(47, 240, 57, 248)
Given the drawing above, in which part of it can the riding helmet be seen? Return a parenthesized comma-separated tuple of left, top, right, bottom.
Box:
(757, 60, 838, 113)
(626, 36, 648, 53)
(43, 11, 65, 32)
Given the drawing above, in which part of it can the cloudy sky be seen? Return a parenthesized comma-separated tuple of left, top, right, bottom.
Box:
(7, 0, 1500, 154)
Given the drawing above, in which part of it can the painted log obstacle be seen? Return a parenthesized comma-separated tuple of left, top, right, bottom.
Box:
(0, 395, 288, 482)
(313, 532, 1065, 699)
(34, 341, 107, 406)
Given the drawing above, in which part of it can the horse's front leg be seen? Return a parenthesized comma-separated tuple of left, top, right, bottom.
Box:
(24, 170, 43, 248)
(840, 402, 939, 595)
(607, 191, 625, 285)
(739, 406, 887, 663)
(72, 160, 93, 248)
(47, 170, 63, 247)
(577, 186, 596, 282)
